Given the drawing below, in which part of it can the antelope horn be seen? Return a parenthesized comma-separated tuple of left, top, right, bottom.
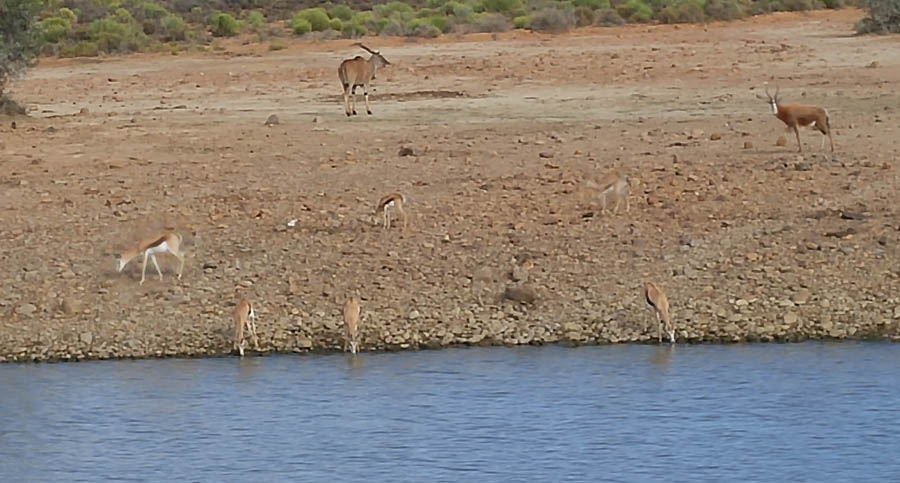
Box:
(353, 42, 379, 55)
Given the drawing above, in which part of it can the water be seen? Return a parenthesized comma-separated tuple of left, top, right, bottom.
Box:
(2, 342, 898, 482)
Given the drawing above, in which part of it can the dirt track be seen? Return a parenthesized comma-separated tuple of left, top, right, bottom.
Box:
(2, 9, 899, 362)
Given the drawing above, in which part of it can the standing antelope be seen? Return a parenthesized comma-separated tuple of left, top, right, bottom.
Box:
(377, 192, 407, 230)
(644, 282, 675, 344)
(234, 298, 260, 357)
(338, 43, 390, 117)
(115, 231, 185, 286)
(343, 295, 361, 354)
(591, 173, 631, 215)
(760, 85, 834, 153)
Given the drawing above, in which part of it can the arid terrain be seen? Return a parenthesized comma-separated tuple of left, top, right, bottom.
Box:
(1, 9, 899, 362)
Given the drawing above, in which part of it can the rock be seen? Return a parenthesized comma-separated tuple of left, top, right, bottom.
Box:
(296, 338, 313, 349)
(791, 289, 812, 305)
(398, 146, 415, 157)
(61, 297, 82, 315)
(15, 303, 37, 316)
(503, 285, 538, 304)
(80, 332, 93, 345)
(709, 133, 722, 141)
(776, 135, 787, 147)
(783, 312, 799, 325)
(743, 141, 753, 149)
(539, 152, 554, 159)
(264, 114, 279, 126)
(409, 309, 421, 320)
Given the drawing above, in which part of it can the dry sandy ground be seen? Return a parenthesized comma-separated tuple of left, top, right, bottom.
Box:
(1, 9, 899, 361)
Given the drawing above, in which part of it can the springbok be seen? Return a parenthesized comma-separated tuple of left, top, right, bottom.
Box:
(338, 43, 390, 117)
(343, 295, 361, 354)
(759, 85, 834, 153)
(234, 298, 260, 357)
(590, 172, 631, 215)
(377, 192, 407, 230)
(115, 231, 185, 286)
(644, 282, 675, 344)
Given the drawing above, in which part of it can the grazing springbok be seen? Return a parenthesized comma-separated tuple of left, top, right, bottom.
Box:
(644, 282, 675, 344)
(338, 43, 390, 117)
(759, 85, 834, 153)
(343, 295, 361, 354)
(115, 231, 185, 286)
(377, 192, 407, 230)
(233, 298, 260, 357)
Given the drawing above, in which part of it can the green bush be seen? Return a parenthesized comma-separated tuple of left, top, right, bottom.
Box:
(142, 1, 169, 21)
(374, 1, 414, 18)
(342, 21, 368, 37)
(329, 4, 354, 21)
(379, 18, 406, 35)
(87, 15, 149, 53)
(530, 7, 576, 31)
(445, 1, 475, 19)
(329, 17, 343, 30)
(781, 0, 819, 10)
(1, 0, 43, 99)
(594, 8, 625, 24)
(469, 11, 512, 31)
(411, 22, 442, 37)
(295, 8, 330, 32)
(513, 14, 532, 27)
(246, 10, 265, 29)
(657, 0, 708, 22)
(423, 14, 451, 31)
(160, 13, 187, 40)
(57, 7, 77, 23)
(574, 5, 595, 25)
(705, 0, 746, 19)
(857, 0, 900, 33)
(210, 11, 240, 36)
(291, 16, 311, 34)
(574, 0, 611, 8)
(617, 0, 653, 22)
(42, 17, 72, 43)
(59, 40, 100, 57)
(481, 0, 524, 14)
(352, 11, 374, 26)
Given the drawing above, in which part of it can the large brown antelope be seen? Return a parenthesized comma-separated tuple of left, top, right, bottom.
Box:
(233, 298, 260, 357)
(759, 85, 834, 153)
(338, 43, 390, 117)
(343, 295, 361, 354)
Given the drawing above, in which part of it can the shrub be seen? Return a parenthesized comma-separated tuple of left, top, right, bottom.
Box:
(781, 0, 819, 10)
(617, 0, 653, 21)
(411, 23, 442, 37)
(513, 14, 532, 27)
(657, 0, 707, 22)
(329, 18, 343, 30)
(142, 2, 169, 21)
(379, 18, 407, 35)
(87, 14, 149, 53)
(481, 0, 524, 14)
(705, 0, 746, 20)
(59, 40, 100, 57)
(374, 1, 414, 18)
(595, 8, 626, 25)
(1, 0, 43, 99)
(468, 12, 512, 31)
(574, 5, 595, 25)
(291, 16, 311, 34)
(246, 10, 265, 29)
(352, 11, 374, 26)
(41, 17, 72, 43)
(342, 21, 368, 37)
(424, 14, 452, 31)
(445, 1, 475, 19)
(268, 39, 286, 50)
(574, 0, 611, 8)
(856, 0, 900, 33)
(329, 4, 354, 21)
(160, 13, 187, 40)
(295, 8, 331, 32)
(210, 11, 240, 36)
(530, 7, 576, 31)
(57, 7, 78, 23)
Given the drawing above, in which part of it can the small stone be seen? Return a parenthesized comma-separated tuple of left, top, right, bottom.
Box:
(791, 289, 811, 305)
(61, 297, 82, 315)
(15, 303, 37, 316)
(709, 133, 722, 141)
(776, 135, 788, 147)
(409, 309, 421, 320)
(398, 146, 415, 157)
(80, 332, 93, 345)
(783, 312, 799, 325)
(503, 285, 538, 304)
(539, 152, 554, 159)
(743, 141, 753, 149)
(296, 338, 312, 349)
(264, 114, 279, 126)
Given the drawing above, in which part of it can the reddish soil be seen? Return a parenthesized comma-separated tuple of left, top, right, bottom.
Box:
(1, 9, 899, 362)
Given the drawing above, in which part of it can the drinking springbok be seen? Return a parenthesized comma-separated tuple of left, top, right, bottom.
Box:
(338, 43, 390, 117)
(343, 295, 361, 354)
(234, 298, 260, 357)
(115, 231, 185, 286)
(644, 282, 675, 344)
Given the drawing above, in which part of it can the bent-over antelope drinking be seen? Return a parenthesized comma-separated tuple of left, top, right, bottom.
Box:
(234, 298, 260, 357)
(644, 282, 675, 344)
(115, 231, 185, 286)
(343, 295, 361, 354)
